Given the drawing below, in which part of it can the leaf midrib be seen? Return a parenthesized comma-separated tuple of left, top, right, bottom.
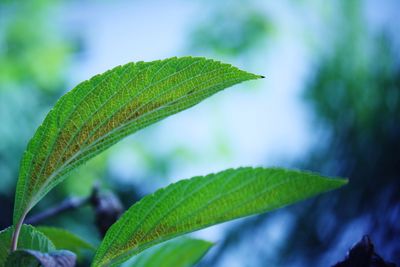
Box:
(25, 58, 203, 208)
(49, 58, 195, 180)
(22, 58, 188, 212)
(15, 68, 117, 222)
(78, 63, 221, 150)
(33, 72, 248, 207)
(104, 168, 219, 256)
(28, 61, 150, 204)
(102, 174, 299, 266)
(133, 170, 242, 245)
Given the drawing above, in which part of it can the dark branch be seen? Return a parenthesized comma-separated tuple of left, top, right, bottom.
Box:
(24, 183, 123, 237)
(332, 235, 396, 267)
(25, 196, 89, 225)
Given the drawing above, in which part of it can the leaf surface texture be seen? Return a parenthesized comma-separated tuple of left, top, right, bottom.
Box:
(0, 224, 55, 267)
(37, 226, 94, 256)
(6, 249, 76, 267)
(13, 57, 261, 225)
(93, 167, 347, 266)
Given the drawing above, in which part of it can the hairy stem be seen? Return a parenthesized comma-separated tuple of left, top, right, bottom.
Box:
(11, 183, 102, 251)
(11, 215, 25, 251)
(11, 194, 91, 251)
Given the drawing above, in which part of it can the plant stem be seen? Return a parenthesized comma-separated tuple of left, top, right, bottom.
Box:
(10, 184, 99, 251)
(11, 215, 25, 251)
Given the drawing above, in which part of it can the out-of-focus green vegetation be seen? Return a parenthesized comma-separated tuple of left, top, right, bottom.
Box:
(288, 11, 400, 267)
(0, 0, 71, 227)
(189, 3, 273, 57)
(0, 0, 70, 92)
(0, 2, 109, 251)
(1, 0, 398, 266)
(195, 1, 400, 266)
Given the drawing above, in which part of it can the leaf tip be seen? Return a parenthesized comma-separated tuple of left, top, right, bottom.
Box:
(338, 177, 349, 185)
(327, 177, 349, 190)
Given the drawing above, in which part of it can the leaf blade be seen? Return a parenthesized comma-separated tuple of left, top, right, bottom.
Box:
(6, 249, 76, 267)
(13, 57, 262, 226)
(125, 237, 212, 267)
(0, 225, 55, 267)
(36, 226, 95, 256)
(93, 167, 347, 267)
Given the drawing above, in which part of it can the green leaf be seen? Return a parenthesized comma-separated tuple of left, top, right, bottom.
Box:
(0, 225, 55, 267)
(125, 237, 212, 267)
(6, 249, 76, 267)
(37, 226, 95, 257)
(13, 56, 262, 227)
(4, 250, 39, 267)
(93, 167, 347, 267)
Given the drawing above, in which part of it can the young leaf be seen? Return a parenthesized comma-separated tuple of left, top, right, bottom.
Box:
(125, 237, 212, 267)
(13, 57, 262, 235)
(0, 225, 55, 267)
(6, 249, 76, 267)
(93, 167, 347, 267)
(37, 226, 95, 256)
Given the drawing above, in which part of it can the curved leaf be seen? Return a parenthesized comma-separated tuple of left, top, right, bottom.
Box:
(37, 226, 95, 256)
(6, 249, 76, 267)
(0, 225, 55, 267)
(13, 57, 262, 227)
(125, 237, 212, 267)
(93, 167, 347, 266)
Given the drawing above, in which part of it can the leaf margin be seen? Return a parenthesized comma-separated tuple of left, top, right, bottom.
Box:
(12, 56, 263, 248)
(0, 224, 55, 267)
(93, 167, 347, 267)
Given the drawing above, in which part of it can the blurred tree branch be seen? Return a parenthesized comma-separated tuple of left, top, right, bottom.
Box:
(25, 183, 123, 237)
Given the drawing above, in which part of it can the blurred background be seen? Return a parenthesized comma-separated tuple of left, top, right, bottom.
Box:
(1, 0, 399, 266)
